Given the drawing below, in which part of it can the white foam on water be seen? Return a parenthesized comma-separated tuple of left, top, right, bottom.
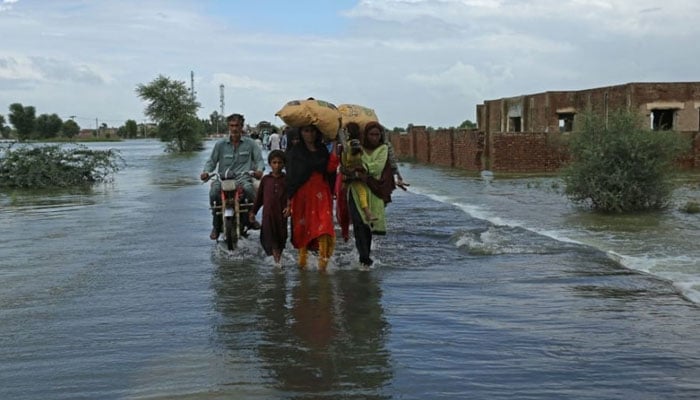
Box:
(413, 183, 700, 304)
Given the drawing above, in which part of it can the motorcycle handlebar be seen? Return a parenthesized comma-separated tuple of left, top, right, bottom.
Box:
(202, 170, 256, 183)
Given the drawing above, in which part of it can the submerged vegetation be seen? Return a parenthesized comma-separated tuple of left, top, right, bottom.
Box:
(0, 144, 124, 188)
(562, 109, 690, 213)
(680, 200, 700, 214)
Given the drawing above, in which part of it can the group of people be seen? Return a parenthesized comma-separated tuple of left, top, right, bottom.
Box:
(200, 112, 408, 271)
(250, 129, 285, 151)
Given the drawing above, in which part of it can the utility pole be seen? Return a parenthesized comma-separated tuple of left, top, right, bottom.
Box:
(190, 70, 196, 101)
(219, 84, 225, 135)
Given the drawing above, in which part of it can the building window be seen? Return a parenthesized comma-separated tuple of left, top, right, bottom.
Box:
(558, 113, 574, 132)
(509, 117, 522, 132)
(651, 109, 675, 131)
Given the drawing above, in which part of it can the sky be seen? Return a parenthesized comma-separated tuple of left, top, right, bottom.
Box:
(1, 0, 699, 130)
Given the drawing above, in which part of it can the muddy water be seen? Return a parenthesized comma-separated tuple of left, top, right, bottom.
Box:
(1, 140, 699, 399)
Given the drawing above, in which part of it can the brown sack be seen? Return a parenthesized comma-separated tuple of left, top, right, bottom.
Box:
(276, 99, 340, 140)
(338, 104, 379, 132)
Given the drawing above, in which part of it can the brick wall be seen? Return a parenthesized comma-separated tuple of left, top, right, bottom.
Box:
(391, 127, 569, 172)
(413, 126, 430, 164)
(389, 127, 699, 173)
(389, 83, 700, 172)
(430, 129, 453, 167)
(453, 129, 484, 170)
(489, 132, 568, 172)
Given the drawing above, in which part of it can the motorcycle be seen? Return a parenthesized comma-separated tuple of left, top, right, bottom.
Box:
(205, 170, 257, 251)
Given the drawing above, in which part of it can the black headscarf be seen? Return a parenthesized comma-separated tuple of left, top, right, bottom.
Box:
(285, 125, 330, 198)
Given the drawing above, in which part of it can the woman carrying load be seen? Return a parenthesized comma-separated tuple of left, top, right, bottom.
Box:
(285, 124, 339, 271)
(346, 121, 390, 268)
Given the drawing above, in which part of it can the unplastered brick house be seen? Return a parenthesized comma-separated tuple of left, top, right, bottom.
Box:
(389, 82, 700, 172)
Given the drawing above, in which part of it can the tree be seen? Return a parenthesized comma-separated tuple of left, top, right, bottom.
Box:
(8, 103, 36, 141)
(209, 110, 224, 134)
(124, 119, 138, 138)
(135, 75, 203, 152)
(0, 114, 10, 139)
(562, 109, 690, 212)
(61, 119, 80, 139)
(459, 119, 477, 129)
(36, 113, 64, 139)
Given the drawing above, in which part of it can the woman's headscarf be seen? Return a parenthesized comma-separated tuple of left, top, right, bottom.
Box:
(285, 125, 330, 198)
(362, 121, 386, 150)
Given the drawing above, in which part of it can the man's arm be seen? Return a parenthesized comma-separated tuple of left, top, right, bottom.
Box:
(200, 141, 219, 180)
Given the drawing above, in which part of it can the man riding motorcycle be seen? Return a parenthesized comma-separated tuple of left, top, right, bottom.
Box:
(200, 113, 265, 240)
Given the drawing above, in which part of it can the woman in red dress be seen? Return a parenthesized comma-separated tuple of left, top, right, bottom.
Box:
(285, 125, 339, 271)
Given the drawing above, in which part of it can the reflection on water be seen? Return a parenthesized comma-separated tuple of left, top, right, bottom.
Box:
(213, 262, 392, 399)
(0, 186, 100, 211)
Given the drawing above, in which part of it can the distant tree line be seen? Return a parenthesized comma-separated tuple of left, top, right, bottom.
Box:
(2, 72, 478, 151)
(0, 103, 146, 141)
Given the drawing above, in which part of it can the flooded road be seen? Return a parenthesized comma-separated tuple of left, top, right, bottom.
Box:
(1, 139, 699, 399)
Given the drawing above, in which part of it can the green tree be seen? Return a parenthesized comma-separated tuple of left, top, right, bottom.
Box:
(562, 109, 690, 212)
(0, 114, 10, 139)
(36, 113, 64, 139)
(135, 75, 203, 152)
(459, 119, 477, 129)
(8, 103, 36, 141)
(124, 119, 138, 139)
(61, 119, 80, 139)
(209, 110, 224, 134)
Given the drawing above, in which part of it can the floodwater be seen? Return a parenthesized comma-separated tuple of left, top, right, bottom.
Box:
(1, 139, 699, 399)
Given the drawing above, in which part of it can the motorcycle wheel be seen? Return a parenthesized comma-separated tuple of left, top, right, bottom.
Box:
(224, 217, 237, 250)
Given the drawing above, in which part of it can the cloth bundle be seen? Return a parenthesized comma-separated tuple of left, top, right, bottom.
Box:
(275, 99, 341, 140)
(338, 103, 379, 133)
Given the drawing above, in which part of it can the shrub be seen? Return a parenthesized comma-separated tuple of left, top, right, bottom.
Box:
(562, 109, 689, 212)
(0, 144, 124, 188)
(680, 200, 700, 214)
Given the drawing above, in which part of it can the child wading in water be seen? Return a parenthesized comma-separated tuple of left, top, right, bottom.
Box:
(341, 122, 376, 222)
(250, 150, 289, 266)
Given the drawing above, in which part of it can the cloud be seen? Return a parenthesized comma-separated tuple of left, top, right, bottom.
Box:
(212, 73, 276, 92)
(0, 55, 42, 80)
(0, 54, 107, 85)
(406, 62, 488, 97)
(0, 0, 18, 12)
(1, 0, 699, 129)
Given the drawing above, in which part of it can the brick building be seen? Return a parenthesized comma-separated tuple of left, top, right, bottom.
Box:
(389, 82, 700, 172)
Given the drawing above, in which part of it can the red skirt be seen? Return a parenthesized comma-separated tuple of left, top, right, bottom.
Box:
(290, 171, 335, 249)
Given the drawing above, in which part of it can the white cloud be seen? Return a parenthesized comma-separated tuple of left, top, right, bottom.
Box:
(212, 73, 276, 92)
(0, 0, 699, 128)
(0, 0, 18, 12)
(0, 55, 42, 80)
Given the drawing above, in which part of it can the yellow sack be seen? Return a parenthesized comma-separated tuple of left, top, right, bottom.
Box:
(338, 103, 379, 132)
(275, 99, 340, 140)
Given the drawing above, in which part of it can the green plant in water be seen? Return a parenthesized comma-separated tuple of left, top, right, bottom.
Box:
(561, 109, 689, 212)
(0, 144, 124, 188)
(680, 200, 700, 214)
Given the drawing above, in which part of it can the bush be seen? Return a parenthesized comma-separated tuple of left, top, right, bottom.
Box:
(0, 144, 124, 188)
(680, 200, 700, 214)
(562, 109, 689, 212)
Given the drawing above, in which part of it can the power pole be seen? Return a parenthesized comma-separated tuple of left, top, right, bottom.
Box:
(220, 84, 225, 117)
(190, 70, 196, 101)
(219, 84, 225, 135)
